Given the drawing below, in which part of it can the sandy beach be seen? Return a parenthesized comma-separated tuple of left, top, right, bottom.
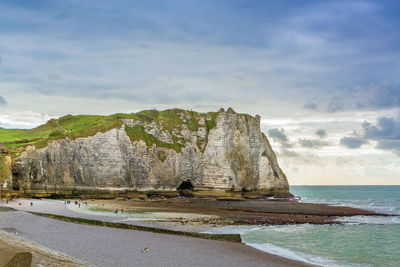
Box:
(0, 197, 385, 266)
(0, 203, 315, 267)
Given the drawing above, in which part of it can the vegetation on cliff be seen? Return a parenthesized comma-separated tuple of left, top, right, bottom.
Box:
(0, 154, 11, 181)
(124, 124, 184, 152)
(0, 108, 222, 157)
(0, 108, 290, 197)
(0, 115, 123, 156)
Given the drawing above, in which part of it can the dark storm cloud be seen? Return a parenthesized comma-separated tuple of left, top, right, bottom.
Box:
(0, 96, 6, 105)
(315, 129, 327, 138)
(340, 137, 368, 149)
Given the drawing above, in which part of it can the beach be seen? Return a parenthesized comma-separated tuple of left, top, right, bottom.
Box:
(0, 203, 315, 267)
(0, 195, 386, 267)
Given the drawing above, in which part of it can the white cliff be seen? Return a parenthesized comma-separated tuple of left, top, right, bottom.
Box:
(10, 108, 289, 193)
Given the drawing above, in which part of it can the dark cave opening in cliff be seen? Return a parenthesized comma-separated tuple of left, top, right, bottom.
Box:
(177, 180, 194, 191)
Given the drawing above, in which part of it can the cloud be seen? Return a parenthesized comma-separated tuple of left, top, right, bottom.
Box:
(0, 111, 52, 128)
(1, 0, 399, 119)
(354, 83, 400, 110)
(360, 115, 400, 155)
(268, 128, 292, 148)
(268, 128, 288, 142)
(327, 99, 343, 113)
(280, 149, 298, 157)
(340, 137, 368, 149)
(0, 96, 6, 105)
(340, 114, 400, 156)
(315, 129, 327, 138)
(376, 140, 400, 156)
(362, 117, 400, 140)
(303, 103, 317, 110)
(298, 138, 329, 148)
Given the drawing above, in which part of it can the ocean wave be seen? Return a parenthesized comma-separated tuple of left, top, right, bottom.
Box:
(205, 225, 370, 267)
(336, 215, 400, 225)
(299, 197, 400, 216)
(244, 242, 369, 267)
(201, 225, 260, 235)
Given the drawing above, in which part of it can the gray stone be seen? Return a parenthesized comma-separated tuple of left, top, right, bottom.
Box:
(12, 109, 288, 192)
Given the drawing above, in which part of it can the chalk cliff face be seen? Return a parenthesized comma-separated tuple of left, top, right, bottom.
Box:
(10, 108, 288, 192)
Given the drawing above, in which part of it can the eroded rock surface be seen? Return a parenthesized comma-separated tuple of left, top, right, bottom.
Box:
(10, 109, 289, 192)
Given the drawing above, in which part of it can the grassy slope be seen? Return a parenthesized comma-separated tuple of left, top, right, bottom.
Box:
(0, 115, 122, 142)
(112, 108, 218, 133)
(0, 115, 123, 156)
(0, 109, 220, 156)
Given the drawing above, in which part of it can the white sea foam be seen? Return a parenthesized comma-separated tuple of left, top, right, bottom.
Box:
(299, 197, 400, 216)
(244, 242, 369, 267)
(204, 225, 367, 267)
(336, 215, 400, 225)
(201, 225, 260, 235)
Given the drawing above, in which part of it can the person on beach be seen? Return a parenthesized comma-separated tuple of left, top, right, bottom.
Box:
(114, 209, 118, 214)
(30, 202, 33, 206)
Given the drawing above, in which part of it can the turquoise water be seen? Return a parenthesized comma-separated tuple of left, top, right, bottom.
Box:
(210, 186, 400, 267)
(291, 186, 400, 215)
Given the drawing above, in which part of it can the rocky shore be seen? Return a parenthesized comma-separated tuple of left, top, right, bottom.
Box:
(77, 197, 384, 226)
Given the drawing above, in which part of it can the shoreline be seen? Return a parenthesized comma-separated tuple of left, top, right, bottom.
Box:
(67, 196, 386, 226)
(1, 196, 396, 266)
(1, 196, 390, 266)
(0, 206, 316, 267)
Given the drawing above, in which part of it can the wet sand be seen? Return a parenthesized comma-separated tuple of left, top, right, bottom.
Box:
(0, 197, 385, 266)
(0, 209, 314, 267)
(80, 197, 384, 225)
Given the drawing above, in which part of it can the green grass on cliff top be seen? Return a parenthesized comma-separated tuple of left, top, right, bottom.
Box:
(0, 108, 247, 156)
(0, 115, 123, 154)
(112, 108, 219, 133)
(0, 115, 121, 142)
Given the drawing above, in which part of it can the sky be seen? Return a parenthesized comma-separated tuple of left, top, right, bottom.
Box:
(1, 0, 400, 185)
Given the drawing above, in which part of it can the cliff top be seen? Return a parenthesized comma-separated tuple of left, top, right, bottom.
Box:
(0, 108, 260, 157)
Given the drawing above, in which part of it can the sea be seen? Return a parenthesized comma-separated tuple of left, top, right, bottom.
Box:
(207, 186, 400, 267)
